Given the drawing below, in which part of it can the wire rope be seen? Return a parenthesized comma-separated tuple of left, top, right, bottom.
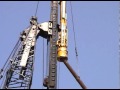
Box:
(35, 1, 39, 17)
(70, 1, 80, 76)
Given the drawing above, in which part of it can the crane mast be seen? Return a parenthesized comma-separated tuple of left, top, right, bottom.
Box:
(44, 1, 58, 89)
(1, 17, 39, 89)
(0, 1, 87, 89)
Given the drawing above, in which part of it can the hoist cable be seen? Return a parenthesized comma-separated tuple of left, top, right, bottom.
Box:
(119, 1, 120, 89)
(0, 38, 20, 74)
(3, 43, 21, 76)
(11, 38, 21, 58)
(0, 40, 20, 88)
(35, 1, 39, 17)
(70, 1, 80, 76)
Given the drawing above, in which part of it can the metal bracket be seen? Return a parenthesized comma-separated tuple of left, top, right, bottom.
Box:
(38, 21, 52, 35)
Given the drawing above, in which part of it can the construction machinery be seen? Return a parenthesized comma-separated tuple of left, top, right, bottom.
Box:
(0, 1, 86, 89)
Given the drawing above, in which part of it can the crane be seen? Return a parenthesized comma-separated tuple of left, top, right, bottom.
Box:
(0, 1, 87, 89)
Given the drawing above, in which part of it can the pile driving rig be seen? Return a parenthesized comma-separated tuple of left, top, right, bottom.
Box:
(0, 1, 87, 89)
